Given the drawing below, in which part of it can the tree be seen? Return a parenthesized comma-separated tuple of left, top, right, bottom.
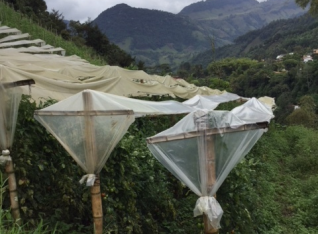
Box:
(295, 0, 318, 15)
(286, 95, 317, 127)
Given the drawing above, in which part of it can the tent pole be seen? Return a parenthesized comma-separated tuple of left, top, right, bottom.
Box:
(91, 174, 103, 234)
(203, 135, 218, 234)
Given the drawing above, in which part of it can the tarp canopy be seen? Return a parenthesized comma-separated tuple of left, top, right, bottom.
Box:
(0, 39, 44, 48)
(0, 49, 239, 101)
(146, 98, 274, 229)
(0, 33, 30, 43)
(0, 28, 21, 34)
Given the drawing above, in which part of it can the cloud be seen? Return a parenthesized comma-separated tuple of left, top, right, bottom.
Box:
(44, 0, 201, 22)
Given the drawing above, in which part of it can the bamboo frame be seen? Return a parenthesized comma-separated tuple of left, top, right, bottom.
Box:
(1, 79, 35, 89)
(35, 110, 133, 116)
(147, 122, 268, 144)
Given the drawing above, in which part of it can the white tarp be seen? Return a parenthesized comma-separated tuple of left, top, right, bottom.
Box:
(0, 33, 30, 43)
(0, 28, 21, 34)
(0, 50, 239, 101)
(0, 39, 45, 48)
(183, 92, 242, 110)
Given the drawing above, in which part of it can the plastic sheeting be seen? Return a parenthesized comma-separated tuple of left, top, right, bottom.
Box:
(183, 92, 242, 110)
(34, 90, 135, 186)
(34, 89, 194, 186)
(0, 79, 23, 150)
(146, 98, 273, 229)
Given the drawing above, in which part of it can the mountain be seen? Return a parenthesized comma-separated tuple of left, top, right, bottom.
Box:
(93, 0, 307, 68)
(179, 0, 307, 45)
(189, 13, 318, 68)
(93, 3, 209, 68)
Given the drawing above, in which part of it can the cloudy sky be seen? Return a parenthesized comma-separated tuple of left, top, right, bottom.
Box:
(44, 0, 205, 22)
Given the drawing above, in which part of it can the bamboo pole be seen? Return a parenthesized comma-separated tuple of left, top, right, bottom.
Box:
(91, 174, 103, 234)
(203, 135, 218, 234)
(83, 91, 103, 234)
(3, 150, 21, 224)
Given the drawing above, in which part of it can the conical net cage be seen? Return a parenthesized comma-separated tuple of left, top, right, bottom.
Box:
(147, 99, 272, 229)
(34, 90, 135, 178)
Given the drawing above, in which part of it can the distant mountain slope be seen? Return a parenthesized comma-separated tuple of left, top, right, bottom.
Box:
(93, 4, 209, 67)
(93, 0, 308, 68)
(190, 14, 318, 68)
(179, 0, 308, 45)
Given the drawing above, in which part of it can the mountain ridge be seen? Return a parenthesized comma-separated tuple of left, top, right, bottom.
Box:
(93, 0, 308, 68)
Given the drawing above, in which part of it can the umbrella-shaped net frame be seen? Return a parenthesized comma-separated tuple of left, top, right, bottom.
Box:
(0, 79, 35, 224)
(147, 110, 268, 233)
(34, 91, 135, 234)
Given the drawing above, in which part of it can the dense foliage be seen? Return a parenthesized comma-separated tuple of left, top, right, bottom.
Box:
(1, 97, 318, 234)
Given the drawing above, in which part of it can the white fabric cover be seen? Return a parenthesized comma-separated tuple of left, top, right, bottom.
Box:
(0, 39, 44, 48)
(146, 98, 273, 228)
(0, 48, 237, 101)
(0, 33, 30, 43)
(0, 28, 21, 34)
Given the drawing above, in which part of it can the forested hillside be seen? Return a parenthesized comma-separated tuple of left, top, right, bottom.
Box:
(93, 4, 209, 68)
(179, 0, 307, 44)
(190, 13, 318, 67)
(93, 0, 307, 68)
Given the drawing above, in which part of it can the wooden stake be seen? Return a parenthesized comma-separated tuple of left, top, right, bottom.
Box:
(91, 174, 103, 234)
